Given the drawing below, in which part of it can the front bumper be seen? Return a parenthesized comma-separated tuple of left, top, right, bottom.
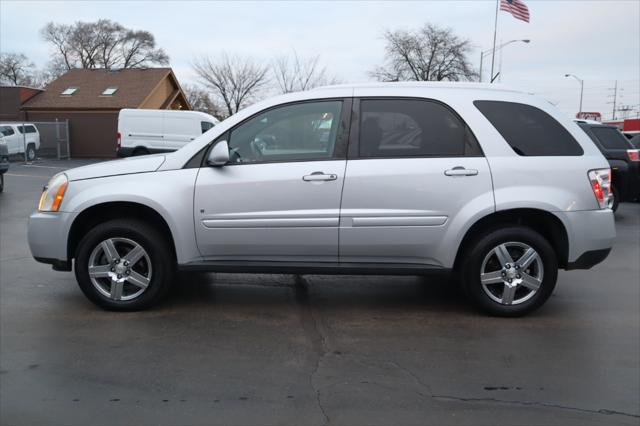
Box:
(27, 211, 75, 269)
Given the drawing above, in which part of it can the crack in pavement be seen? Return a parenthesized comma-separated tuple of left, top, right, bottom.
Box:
(293, 275, 330, 425)
(384, 359, 433, 400)
(432, 394, 640, 419)
(289, 275, 638, 423)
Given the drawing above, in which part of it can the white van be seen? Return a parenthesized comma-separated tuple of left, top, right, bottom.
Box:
(117, 109, 219, 157)
(0, 123, 41, 161)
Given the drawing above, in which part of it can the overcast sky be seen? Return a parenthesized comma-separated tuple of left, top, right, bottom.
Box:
(1, 0, 638, 120)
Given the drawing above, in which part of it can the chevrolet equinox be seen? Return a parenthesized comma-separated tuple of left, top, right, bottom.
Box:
(27, 83, 616, 316)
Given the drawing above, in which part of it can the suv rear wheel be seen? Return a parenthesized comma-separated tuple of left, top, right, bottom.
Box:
(74, 219, 174, 310)
(460, 226, 558, 317)
(26, 144, 36, 161)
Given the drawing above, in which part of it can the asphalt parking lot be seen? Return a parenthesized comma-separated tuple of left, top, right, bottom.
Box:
(1, 159, 639, 426)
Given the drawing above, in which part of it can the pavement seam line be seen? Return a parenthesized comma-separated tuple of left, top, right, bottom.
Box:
(431, 394, 640, 419)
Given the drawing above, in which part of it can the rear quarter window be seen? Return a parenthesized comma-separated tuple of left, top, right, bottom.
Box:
(474, 101, 583, 156)
(590, 127, 632, 150)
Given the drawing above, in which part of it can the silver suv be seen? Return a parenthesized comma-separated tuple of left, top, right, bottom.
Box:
(27, 83, 616, 316)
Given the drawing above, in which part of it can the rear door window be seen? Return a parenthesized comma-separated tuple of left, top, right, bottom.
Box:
(474, 101, 583, 156)
(358, 99, 482, 158)
(17, 125, 37, 134)
(590, 127, 632, 150)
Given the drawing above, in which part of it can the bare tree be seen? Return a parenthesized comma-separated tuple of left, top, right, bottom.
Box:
(40, 19, 169, 70)
(41, 22, 75, 70)
(272, 50, 338, 93)
(0, 53, 37, 86)
(120, 30, 169, 68)
(193, 54, 269, 117)
(370, 23, 477, 82)
(182, 84, 224, 120)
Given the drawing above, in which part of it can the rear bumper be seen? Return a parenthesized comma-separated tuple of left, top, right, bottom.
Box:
(557, 208, 615, 269)
(566, 248, 611, 270)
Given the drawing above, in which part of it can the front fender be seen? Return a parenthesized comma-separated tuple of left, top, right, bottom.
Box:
(62, 169, 200, 264)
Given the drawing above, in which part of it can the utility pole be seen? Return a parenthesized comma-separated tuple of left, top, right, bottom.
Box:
(608, 80, 619, 120)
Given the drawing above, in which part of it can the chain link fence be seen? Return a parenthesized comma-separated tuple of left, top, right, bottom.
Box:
(1, 120, 70, 161)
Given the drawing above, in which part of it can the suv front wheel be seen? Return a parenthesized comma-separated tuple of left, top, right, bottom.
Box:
(461, 226, 558, 317)
(74, 219, 175, 311)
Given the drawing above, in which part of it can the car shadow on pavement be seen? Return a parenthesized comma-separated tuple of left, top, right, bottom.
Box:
(161, 271, 475, 315)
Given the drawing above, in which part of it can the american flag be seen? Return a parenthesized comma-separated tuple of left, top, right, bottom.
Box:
(500, 0, 530, 23)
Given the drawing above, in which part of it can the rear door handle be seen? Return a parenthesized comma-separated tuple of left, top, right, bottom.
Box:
(444, 167, 478, 176)
(303, 171, 338, 182)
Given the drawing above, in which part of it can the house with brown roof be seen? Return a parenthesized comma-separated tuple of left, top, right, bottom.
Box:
(0, 86, 44, 121)
(21, 68, 190, 157)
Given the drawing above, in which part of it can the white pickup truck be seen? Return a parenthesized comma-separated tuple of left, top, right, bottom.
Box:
(0, 123, 40, 161)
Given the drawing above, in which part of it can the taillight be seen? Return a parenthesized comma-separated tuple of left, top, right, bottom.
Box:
(588, 169, 612, 209)
(628, 149, 639, 162)
(116, 132, 121, 150)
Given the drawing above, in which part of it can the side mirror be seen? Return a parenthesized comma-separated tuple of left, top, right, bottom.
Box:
(207, 140, 230, 166)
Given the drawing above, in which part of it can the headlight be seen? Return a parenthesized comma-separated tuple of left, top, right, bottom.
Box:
(38, 173, 68, 212)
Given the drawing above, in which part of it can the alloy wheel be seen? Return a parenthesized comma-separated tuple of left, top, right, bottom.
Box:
(88, 237, 152, 301)
(480, 241, 544, 305)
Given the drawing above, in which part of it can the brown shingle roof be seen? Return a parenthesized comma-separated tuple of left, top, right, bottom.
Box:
(22, 68, 173, 110)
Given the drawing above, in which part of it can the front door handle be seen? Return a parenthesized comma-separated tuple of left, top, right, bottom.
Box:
(303, 171, 338, 182)
(444, 167, 478, 176)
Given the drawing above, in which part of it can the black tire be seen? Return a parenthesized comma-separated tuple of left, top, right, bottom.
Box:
(26, 144, 36, 161)
(74, 219, 175, 311)
(460, 226, 558, 317)
(0, 174, 4, 193)
(132, 147, 150, 156)
(610, 185, 619, 213)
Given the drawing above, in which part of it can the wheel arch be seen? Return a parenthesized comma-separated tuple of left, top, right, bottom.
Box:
(132, 146, 150, 156)
(453, 208, 570, 270)
(67, 201, 177, 262)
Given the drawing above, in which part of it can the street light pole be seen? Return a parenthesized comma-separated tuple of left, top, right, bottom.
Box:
(565, 74, 584, 113)
(479, 39, 530, 83)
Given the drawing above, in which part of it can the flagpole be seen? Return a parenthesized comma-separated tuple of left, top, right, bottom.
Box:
(490, 0, 499, 83)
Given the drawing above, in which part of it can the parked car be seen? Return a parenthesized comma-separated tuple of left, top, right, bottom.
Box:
(116, 109, 219, 157)
(28, 83, 615, 316)
(0, 135, 9, 192)
(0, 123, 40, 161)
(629, 134, 640, 149)
(575, 120, 640, 210)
